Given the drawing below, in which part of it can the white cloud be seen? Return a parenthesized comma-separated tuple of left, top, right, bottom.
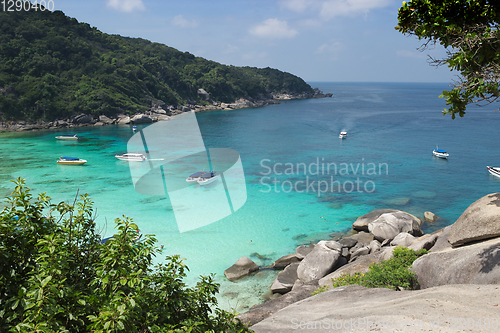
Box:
(172, 15, 199, 28)
(316, 41, 344, 54)
(397, 50, 427, 59)
(106, 0, 145, 12)
(280, 0, 319, 12)
(281, 0, 392, 20)
(249, 18, 298, 39)
(320, 0, 392, 19)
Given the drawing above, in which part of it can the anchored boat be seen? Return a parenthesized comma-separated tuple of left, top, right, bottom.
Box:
(57, 157, 87, 165)
(56, 134, 79, 140)
(432, 147, 449, 159)
(197, 171, 219, 186)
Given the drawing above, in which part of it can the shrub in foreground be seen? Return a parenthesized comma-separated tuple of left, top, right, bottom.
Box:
(330, 246, 428, 291)
(0, 178, 251, 332)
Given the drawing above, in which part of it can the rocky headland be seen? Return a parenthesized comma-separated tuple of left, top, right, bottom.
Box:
(229, 193, 500, 332)
(0, 88, 331, 132)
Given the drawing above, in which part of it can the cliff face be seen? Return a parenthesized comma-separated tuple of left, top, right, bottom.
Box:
(0, 9, 317, 122)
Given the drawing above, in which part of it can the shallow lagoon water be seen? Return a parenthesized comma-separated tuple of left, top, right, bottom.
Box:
(1, 82, 500, 311)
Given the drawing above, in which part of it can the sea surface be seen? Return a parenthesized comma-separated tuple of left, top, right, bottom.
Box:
(1, 82, 500, 311)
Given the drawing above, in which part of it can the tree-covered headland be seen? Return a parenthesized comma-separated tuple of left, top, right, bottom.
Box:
(397, 0, 500, 118)
(0, 7, 315, 122)
(0, 178, 252, 332)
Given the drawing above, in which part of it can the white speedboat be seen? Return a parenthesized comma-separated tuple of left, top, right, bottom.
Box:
(487, 166, 500, 178)
(115, 153, 146, 161)
(432, 147, 449, 159)
(197, 171, 219, 186)
(186, 171, 206, 182)
(57, 157, 87, 165)
(339, 131, 347, 139)
(56, 134, 78, 140)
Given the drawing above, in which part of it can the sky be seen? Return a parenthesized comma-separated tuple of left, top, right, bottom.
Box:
(53, 0, 456, 83)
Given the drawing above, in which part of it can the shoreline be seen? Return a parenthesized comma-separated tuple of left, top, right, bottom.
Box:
(0, 89, 332, 133)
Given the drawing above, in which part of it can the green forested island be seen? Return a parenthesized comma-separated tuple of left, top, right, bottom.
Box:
(0, 8, 319, 122)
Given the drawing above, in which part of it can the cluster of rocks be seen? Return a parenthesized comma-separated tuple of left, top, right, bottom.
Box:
(234, 192, 500, 327)
(0, 87, 332, 132)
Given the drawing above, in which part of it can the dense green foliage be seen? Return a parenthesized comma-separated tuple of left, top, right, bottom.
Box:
(396, 0, 500, 118)
(0, 178, 251, 332)
(0, 7, 313, 121)
(330, 246, 428, 291)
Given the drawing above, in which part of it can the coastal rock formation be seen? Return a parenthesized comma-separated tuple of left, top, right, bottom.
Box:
(224, 257, 259, 282)
(249, 284, 500, 333)
(343, 231, 373, 244)
(424, 211, 439, 223)
(352, 209, 397, 232)
(390, 232, 416, 247)
(296, 241, 341, 283)
(131, 114, 153, 124)
(72, 114, 92, 124)
(116, 115, 131, 124)
(412, 237, 500, 289)
(237, 200, 500, 330)
(270, 263, 299, 294)
(295, 244, 315, 259)
(99, 115, 114, 124)
(428, 226, 452, 252)
(368, 211, 423, 242)
(408, 233, 438, 252)
(448, 192, 500, 246)
(270, 253, 300, 270)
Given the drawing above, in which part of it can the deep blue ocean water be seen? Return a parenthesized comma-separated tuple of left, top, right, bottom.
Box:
(1, 82, 500, 310)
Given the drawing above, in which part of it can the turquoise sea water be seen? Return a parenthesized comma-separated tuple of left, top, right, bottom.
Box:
(1, 82, 500, 311)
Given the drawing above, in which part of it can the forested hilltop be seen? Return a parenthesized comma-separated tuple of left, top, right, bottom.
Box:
(0, 8, 319, 122)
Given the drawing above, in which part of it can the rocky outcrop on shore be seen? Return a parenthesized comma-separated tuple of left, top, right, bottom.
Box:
(250, 284, 500, 333)
(0, 88, 331, 132)
(235, 193, 500, 330)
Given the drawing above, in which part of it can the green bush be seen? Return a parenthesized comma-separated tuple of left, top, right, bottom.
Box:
(0, 178, 251, 332)
(331, 246, 428, 291)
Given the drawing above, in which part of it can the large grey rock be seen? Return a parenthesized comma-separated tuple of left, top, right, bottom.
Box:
(270, 263, 299, 294)
(344, 231, 373, 245)
(352, 209, 397, 232)
(428, 226, 452, 252)
(368, 211, 423, 242)
(412, 237, 500, 289)
(318, 252, 385, 287)
(337, 237, 358, 249)
(270, 253, 300, 270)
(116, 116, 131, 124)
(424, 211, 439, 223)
(368, 239, 381, 253)
(448, 193, 500, 246)
(296, 241, 341, 283)
(224, 257, 259, 282)
(390, 232, 416, 247)
(99, 115, 114, 124)
(348, 246, 370, 262)
(73, 114, 92, 124)
(131, 114, 153, 124)
(408, 233, 438, 252)
(250, 284, 500, 332)
(295, 244, 315, 259)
